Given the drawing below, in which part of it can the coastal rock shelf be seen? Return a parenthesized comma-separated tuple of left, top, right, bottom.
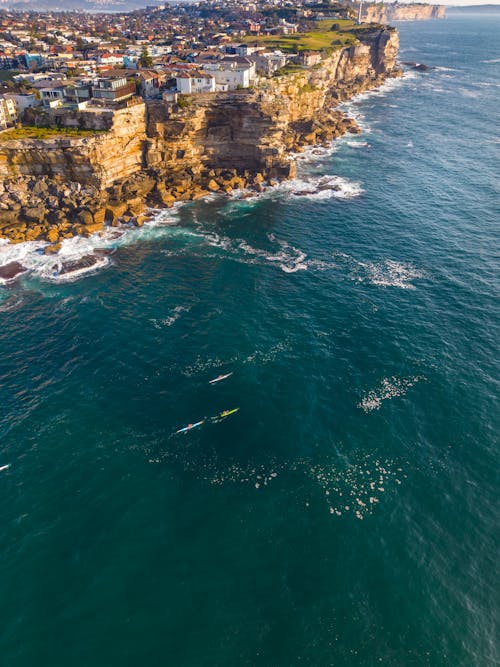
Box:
(0, 27, 400, 245)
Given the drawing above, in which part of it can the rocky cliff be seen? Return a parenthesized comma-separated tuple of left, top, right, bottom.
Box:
(147, 28, 399, 180)
(359, 3, 445, 23)
(0, 27, 400, 245)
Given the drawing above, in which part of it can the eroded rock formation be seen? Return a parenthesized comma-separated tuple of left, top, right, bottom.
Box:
(0, 27, 400, 244)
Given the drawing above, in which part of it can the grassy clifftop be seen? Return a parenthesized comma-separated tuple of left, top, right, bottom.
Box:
(241, 20, 382, 53)
(0, 126, 107, 141)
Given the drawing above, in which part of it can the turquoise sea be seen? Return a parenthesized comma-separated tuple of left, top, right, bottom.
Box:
(0, 14, 498, 666)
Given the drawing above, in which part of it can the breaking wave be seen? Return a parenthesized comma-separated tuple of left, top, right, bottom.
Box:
(0, 209, 180, 286)
(163, 230, 309, 274)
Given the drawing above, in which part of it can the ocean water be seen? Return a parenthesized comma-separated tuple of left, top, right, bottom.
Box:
(0, 15, 499, 666)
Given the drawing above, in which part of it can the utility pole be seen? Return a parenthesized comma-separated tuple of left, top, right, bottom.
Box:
(357, 1, 363, 24)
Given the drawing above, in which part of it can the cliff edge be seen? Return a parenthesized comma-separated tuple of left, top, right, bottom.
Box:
(356, 3, 445, 23)
(0, 27, 400, 245)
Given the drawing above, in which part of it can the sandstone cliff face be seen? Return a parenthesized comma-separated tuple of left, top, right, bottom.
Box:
(361, 3, 445, 23)
(0, 103, 146, 188)
(146, 28, 399, 178)
(0, 27, 400, 244)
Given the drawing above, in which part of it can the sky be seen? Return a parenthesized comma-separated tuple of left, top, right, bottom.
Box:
(441, 1, 500, 5)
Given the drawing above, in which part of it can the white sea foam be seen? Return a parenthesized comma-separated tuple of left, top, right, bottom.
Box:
(181, 339, 291, 377)
(150, 305, 191, 329)
(148, 436, 406, 520)
(275, 174, 363, 201)
(0, 208, 180, 285)
(345, 140, 369, 149)
(458, 88, 481, 99)
(339, 71, 418, 132)
(358, 376, 425, 413)
(475, 81, 500, 88)
(355, 258, 424, 289)
(191, 229, 310, 274)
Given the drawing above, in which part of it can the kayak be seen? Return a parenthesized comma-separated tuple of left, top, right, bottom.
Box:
(211, 408, 240, 422)
(209, 372, 233, 384)
(174, 420, 205, 435)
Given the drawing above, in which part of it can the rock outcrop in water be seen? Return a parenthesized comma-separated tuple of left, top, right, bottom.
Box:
(0, 27, 400, 244)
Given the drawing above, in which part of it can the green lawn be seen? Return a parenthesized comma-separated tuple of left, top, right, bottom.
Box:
(242, 20, 358, 53)
(0, 70, 19, 82)
(0, 125, 106, 140)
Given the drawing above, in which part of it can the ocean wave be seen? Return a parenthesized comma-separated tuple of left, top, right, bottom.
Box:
(458, 88, 481, 99)
(475, 81, 500, 88)
(226, 171, 363, 204)
(0, 208, 180, 286)
(162, 229, 424, 289)
(294, 144, 339, 163)
(179, 229, 309, 274)
(277, 174, 363, 201)
(434, 66, 459, 72)
(358, 375, 425, 413)
(339, 71, 418, 132)
(0, 294, 25, 312)
(345, 140, 369, 149)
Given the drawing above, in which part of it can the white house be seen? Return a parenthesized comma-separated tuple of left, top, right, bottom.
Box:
(3, 93, 38, 113)
(175, 71, 216, 94)
(0, 96, 17, 129)
(202, 57, 256, 91)
(35, 81, 68, 108)
(96, 53, 125, 67)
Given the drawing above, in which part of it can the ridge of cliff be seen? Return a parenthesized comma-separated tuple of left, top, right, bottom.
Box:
(0, 27, 400, 245)
(358, 3, 445, 23)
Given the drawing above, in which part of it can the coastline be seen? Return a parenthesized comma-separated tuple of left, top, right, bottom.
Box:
(0, 28, 402, 282)
(0, 70, 412, 287)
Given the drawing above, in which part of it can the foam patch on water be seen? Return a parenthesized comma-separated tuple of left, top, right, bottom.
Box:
(181, 339, 291, 377)
(358, 376, 425, 413)
(163, 229, 309, 274)
(458, 87, 481, 99)
(162, 230, 424, 290)
(362, 259, 425, 289)
(334, 253, 425, 289)
(148, 440, 407, 520)
(345, 140, 369, 149)
(304, 454, 407, 519)
(0, 208, 180, 285)
(150, 305, 191, 329)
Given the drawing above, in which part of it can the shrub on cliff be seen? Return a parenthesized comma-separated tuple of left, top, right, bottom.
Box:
(177, 95, 192, 109)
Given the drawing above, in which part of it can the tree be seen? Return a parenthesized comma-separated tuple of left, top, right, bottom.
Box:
(139, 45, 153, 68)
